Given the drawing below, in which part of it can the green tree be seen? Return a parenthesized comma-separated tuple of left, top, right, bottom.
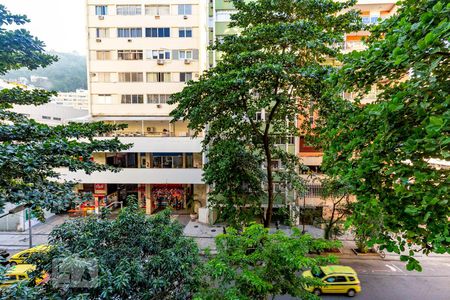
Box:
(316, 0, 449, 270)
(0, 5, 128, 216)
(170, 0, 362, 227)
(2, 200, 202, 299)
(319, 178, 351, 240)
(196, 224, 341, 300)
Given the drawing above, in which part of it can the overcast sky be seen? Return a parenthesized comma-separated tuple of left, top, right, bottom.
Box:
(2, 0, 86, 54)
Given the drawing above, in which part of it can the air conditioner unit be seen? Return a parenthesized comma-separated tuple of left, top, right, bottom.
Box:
(184, 59, 191, 64)
(183, 15, 188, 20)
(155, 15, 160, 19)
(194, 73, 199, 78)
(157, 59, 165, 65)
(127, 39, 132, 42)
(156, 104, 162, 108)
(146, 127, 155, 132)
(96, 38, 102, 43)
(98, 15, 104, 20)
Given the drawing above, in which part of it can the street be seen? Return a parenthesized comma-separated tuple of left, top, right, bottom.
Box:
(2, 215, 449, 300)
(278, 257, 450, 300)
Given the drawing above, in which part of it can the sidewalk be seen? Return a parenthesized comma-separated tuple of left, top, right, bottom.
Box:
(0, 214, 69, 252)
(183, 221, 450, 262)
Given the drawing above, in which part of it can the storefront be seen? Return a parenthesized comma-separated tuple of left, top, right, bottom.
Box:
(74, 183, 206, 215)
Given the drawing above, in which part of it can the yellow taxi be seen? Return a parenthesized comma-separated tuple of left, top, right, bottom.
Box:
(303, 265, 361, 297)
(8, 245, 50, 265)
(0, 264, 49, 288)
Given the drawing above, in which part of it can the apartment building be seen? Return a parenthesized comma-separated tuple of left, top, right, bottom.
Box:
(209, 0, 398, 222)
(51, 89, 89, 110)
(61, 0, 210, 217)
(298, 0, 398, 219)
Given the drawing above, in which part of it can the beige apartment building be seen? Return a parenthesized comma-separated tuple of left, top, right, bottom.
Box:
(61, 0, 399, 224)
(61, 0, 210, 218)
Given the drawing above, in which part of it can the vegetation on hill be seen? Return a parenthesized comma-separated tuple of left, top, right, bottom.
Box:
(2, 51, 87, 92)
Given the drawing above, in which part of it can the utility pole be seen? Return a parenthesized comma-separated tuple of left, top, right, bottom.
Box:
(27, 207, 32, 248)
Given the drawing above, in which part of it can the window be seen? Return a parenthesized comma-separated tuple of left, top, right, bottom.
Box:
(274, 135, 295, 144)
(145, 5, 170, 15)
(149, 50, 171, 60)
(96, 51, 112, 60)
(18, 275, 27, 280)
(179, 27, 192, 38)
(348, 276, 356, 282)
(145, 28, 170, 37)
(42, 116, 51, 120)
(178, 4, 192, 15)
(180, 72, 192, 82)
(117, 28, 142, 38)
(95, 5, 108, 16)
(255, 112, 263, 121)
(152, 153, 184, 168)
(335, 276, 347, 282)
(301, 184, 323, 198)
(96, 72, 111, 82)
(118, 50, 143, 60)
(147, 94, 171, 104)
(53, 117, 62, 121)
(178, 50, 193, 59)
(116, 5, 142, 15)
(119, 72, 143, 82)
(121, 94, 144, 104)
(326, 277, 336, 283)
(147, 72, 171, 82)
(96, 28, 109, 38)
(96, 94, 112, 104)
(271, 160, 280, 169)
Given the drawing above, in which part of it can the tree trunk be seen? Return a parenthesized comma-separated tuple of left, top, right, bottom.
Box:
(263, 135, 274, 228)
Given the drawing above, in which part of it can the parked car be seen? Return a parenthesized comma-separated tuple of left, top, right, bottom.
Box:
(0, 264, 49, 288)
(8, 245, 50, 265)
(302, 265, 361, 297)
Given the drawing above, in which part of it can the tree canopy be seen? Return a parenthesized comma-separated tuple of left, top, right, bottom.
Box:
(0, 4, 128, 216)
(170, 0, 362, 227)
(2, 204, 202, 299)
(196, 224, 340, 300)
(316, 0, 449, 270)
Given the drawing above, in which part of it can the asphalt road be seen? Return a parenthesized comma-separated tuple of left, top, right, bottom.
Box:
(278, 257, 450, 300)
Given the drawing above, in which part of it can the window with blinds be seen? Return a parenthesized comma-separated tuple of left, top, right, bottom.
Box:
(147, 94, 171, 104)
(118, 50, 143, 60)
(121, 95, 144, 104)
(147, 72, 171, 82)
(116, 5, 142, 15)
(145, 5, 170, 15)
(118, 72, 144, 82)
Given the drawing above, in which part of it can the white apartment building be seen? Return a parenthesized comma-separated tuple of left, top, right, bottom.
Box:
(51, 89, 89, 110)
(61, 0, 210, 217)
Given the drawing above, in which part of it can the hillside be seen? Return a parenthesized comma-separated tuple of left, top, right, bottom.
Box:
(1, 51, 87, 92)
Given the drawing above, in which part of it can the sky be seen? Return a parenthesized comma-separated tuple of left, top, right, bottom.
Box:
(2, 0, 86, 54)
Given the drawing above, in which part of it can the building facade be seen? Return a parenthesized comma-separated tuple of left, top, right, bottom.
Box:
(63, 0, 210, 217)
(51, 89, 89, 110)
(63, 0, 398, 222)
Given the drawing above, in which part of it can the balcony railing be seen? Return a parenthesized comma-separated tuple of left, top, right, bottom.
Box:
(343, 41, 366, 51)
(99, 131, 200, 138)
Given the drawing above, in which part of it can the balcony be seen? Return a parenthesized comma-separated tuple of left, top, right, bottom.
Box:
(99, 120, 203, 138)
